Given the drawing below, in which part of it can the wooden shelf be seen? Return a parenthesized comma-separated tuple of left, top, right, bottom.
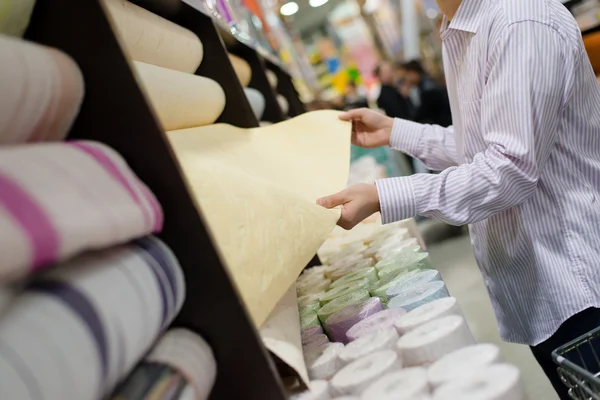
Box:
(24, 0, 309, 398)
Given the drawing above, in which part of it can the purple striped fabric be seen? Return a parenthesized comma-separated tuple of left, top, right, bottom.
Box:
(0, 141, 163, 283)
(375, 0, 600, 345)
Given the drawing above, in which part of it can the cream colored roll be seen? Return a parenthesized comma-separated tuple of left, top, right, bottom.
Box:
(395, 297, 462, 335)
(375, 238, 419, 261)
(298, 278, 331, 296)
(102, 0, 203, 73)
(133, 61, 225, 131)
(305, 342, 344, 380)
(338, 327, 399, 366)
(145, 329, 216, 399)
(330, 350, 401, 396)
(244, 88, 266, 120)
(291, 380, 330, 400)
(0, 0, 35, 36)
(0, 35, 84, 144)
(277, 94, 289, 115)
(428, 343, 501, 388)
(433, 364, 525, 400)
(266, 69, 278, 89)
(397, 315, 475, 367)
(299, 292, 325, 307)
(330, 267, 378, 289)
(229, 54, 251, 86)
(360, 368, 429, 400)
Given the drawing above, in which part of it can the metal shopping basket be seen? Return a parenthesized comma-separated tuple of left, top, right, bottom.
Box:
(553, 327, 600, 399)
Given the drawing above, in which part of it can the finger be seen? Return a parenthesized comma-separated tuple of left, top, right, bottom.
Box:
(338, 108, 368, 121)
(338, 207, 357, 230)
(316, 190, 349, 209)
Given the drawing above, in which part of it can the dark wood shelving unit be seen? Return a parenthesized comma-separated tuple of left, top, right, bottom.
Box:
(24, 0, 310, 398)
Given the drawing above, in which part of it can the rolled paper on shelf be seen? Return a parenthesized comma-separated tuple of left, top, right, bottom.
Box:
(319, 279, 371, 306)
(259, 121, 272, 126)
(297, 278, 331, 297)
(0, 0, 36, 36)
(329, 262, 367, 283)
(433, 364, 525, 400)
(277, 94, 289, 115)
(360, 368, 429, 400)
(290, 380, 330, 400)
(297, 271, 327, 288)
(112, 328, 216, 400)
(302, 333, 330, 348)
(299, 303, 321, 316)
(228, 54, 251, 86)
(0, 236, 185, 400)
(395, 297, 462, 335)
(305, 342, 344, 380)
(368, 269, 421, 302)
(301, 325, 324, 342)
(299, 293, 325, 307)
(244, 88, 266, 121)
(397, 315, 475, 367)
(328, 245, 368, 268)
(386, 269, 442, 300)
(376, 251, 431, 281)
(345, 308, 407, 342)
(102, 0, 203, 73)
(325, 297, 383, 344)
(132, 61, 225, 131)
(387, 281, 450, 312)
(375, 239, 420, 261)
(0, 142, 163, 283)
(428, 343, 501, 388)
(337, 327, 399, 366)
(301, 312, 321, 328)
(330, 350, 401, 396)
(0, 35, 85, 144)
(266, 69, 278, 89)
(330, 267, 378, 289)
(317, 290, 370, 324)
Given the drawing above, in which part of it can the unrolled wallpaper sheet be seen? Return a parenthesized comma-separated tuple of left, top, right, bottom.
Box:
(166, 110, 351, 327)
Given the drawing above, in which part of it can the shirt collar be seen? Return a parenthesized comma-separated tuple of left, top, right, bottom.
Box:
(440, 0, 484, 36)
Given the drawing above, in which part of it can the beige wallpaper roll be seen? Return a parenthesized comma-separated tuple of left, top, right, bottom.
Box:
(228, 53, 251, 87)
(102, 0, 203, 73)
(0, 35, 84, 144)
(0, 0, 36, 36)
(166, 110, 351, 327)
(266, 70, 278, 89)
(133, 61, 225, 130)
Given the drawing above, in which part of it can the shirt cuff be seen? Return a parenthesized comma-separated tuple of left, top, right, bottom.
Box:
(375, 177, 417, 224)
(389, 118, 425, 157)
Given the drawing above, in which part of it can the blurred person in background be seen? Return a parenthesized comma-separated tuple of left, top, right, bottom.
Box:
(344, 81, 369, 110)
(317, 0, 600, 397)
(375, 61, 414, 120)
(402, 60, 452, 127)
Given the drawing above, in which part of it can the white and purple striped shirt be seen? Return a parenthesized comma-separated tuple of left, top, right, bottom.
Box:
(375, 0, 600, 345)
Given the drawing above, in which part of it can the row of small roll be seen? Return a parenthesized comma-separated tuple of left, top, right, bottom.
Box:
(100, 0, 288, 127)
(0, 5, 216, 399)
(292, 221, 526, 400)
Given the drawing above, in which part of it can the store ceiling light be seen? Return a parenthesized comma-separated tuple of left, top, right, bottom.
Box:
(280, 1, 299, 15)
(309, 0, 328, 7)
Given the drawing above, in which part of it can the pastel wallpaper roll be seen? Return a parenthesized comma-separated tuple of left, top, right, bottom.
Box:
(0, 141, 163, 282)
(0, 34, 84, 144)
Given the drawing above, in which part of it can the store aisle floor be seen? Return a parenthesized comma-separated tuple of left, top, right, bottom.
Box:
(425, 231, 559, 400)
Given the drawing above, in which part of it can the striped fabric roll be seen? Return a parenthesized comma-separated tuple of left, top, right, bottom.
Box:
(111, 329, 216, 400)
(0, 141, 163, 282)
(0, 34, 84, 144)
(0, 236, 185, 400)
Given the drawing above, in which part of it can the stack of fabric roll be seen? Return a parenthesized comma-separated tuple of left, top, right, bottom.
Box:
(0, 5, 216, 399)
(266, 69, 290, 119)
(293, 219, 526, 400)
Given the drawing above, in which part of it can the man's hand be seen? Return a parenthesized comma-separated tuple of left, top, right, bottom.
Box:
(317, 184, 380, 230)
(339, 108, 394, 148)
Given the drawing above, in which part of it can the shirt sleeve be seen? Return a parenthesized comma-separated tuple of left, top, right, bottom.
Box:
(376, 22, 569, 225)
(390, 118, 458, 171)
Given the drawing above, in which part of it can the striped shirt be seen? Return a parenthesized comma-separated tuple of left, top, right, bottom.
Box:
(375, 0, 600, 345)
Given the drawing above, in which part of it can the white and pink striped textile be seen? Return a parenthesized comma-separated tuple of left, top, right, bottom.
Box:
(0, 141, 163, 282)
(0, 34, 84, 144)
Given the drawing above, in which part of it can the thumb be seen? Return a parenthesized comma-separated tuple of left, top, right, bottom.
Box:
(316, 189, 349, 209)
(338, 108, 367, 121)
